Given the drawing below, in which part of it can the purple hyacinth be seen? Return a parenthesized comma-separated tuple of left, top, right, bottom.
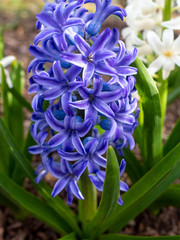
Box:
(28, 0, 139, 205)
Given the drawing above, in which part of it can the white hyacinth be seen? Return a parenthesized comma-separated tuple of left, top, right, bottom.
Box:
(147, 30, 180, 79)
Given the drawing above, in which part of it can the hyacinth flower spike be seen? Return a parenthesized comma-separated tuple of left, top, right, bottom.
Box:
(45, 109, 92, 154)
(60, 29, 117, 86)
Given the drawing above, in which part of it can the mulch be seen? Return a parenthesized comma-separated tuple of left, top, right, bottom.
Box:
(0, 6, 180, 240)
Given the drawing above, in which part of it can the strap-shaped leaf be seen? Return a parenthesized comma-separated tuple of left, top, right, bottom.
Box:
(85, 146, 120, 239)
(8, 86, 33, 112)
(100, 143, 180, 233)
(0, 172, 67, 235)
(163, 118, 180, 156)
(100, 234, 180, 240)
(0, 117, 82, 236)
(59, 233, 77, 240)
(132, 57, 162, 169)
(154, 184, 180, 208)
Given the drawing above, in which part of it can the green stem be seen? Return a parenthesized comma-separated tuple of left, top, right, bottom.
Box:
(78, 169, 97, 228)
(158, 0, 171, 127)
(158, 76, 168, 127)
(163, 0, 172, 22)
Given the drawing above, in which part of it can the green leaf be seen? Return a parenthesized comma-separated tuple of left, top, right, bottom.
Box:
(132, 57, 162, 169)
(101, 143, 180, 233)
(100, 234, 180, 240)
(59, 233, 77, 240)
(0, 172, 67, 235)
(0, 64, 11, 175)
(168, 86, 180, 104)
(8, 86, 33, 112)
(163, 118, 180, 156)
(0, 117, 82, 237)
(167, 67, 180, 104)
(85, 146, 120, 239)
(154, 184, 180, 208)
(23, 121, 36, 160)
(116, 148, 143, 183)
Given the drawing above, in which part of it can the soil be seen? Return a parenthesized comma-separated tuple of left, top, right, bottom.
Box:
(0, 4, 180, 240)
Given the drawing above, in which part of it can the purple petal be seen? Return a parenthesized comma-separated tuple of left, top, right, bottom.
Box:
(64, 115, 75, 129)
(60, 53, 86, 68)
(72, 132, 86, 155)
(92, 154, 107, 168)
(116, 66, 137, 76)
(58, 149, 82, 161)
(91, 28, 111, 54)
(53, 61, 64, 80)
(83, 62, 95, 86)
(93, 75, 103, 95)
(116, 41, 126, 63)
(36, 12, 60, 29)
(66, 185, 74, 205)
(69, 99, 90, 110)
(99, 88, 125, 102)
(69, 180, 84, 199)
(29, 45, 54, 62)
(85, 104, 98, 125)
(68, 82, 83, 92)
(34, 29, 59, 45)
(51, 176, 70, 197)
(33, 75, 60, 86)
(62, 18, 85, 30)
(96, 139, 108, 155)
(93, 50, 116, 62)
(74, 34, 91, 57)
(48, 130, 68, 147)
(65, 65, 82, 82)
(29, 145, 43, 154)
(116, 114, 135, 124)
(120, 181, 129, 192)
(76, 118, 93, 137)
(78, 86, 90, 98)
(54, 3, 65, 26)
(63, 0, 84, 20)
(45, 109, 64, 131)
(72, 160, 87, 178)
(85, 138, 99, 153)
(61, 92, 75, 116)
(89, 174, 104, 191)
(44, 86, 66, 100)
(92, 98, 115, 118)
(54, 32, 68, 51)
(95, 61, 117, 75)
(120, 159, 126, 177)
(105, 28, 119, 50)
(37, 131, 48, 145)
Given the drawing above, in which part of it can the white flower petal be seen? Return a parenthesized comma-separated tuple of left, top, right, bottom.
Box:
(147, 31, 163, 55)
(0, 56, 16, 68)
(162, 60, 175, 79)
(148, 56, 165, 75)
(172, 34, 180, 54)
(162, 29, 174, 50)
(173, 55, 180, 66)
(161, 17, 180, 30)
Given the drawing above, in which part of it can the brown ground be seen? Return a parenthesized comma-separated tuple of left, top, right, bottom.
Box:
(0, 6, 180, 240)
